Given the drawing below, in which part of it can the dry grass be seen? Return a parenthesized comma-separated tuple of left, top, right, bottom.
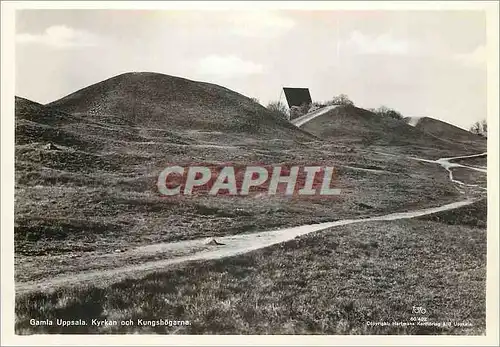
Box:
(14, 154, 461, 260)
(15, 97, 463, 260)
(14, 74, 488, 336)
(416, 198, 486, 228)
(451, 168, 487, 188)
(415, 117, 486, 146)
(300, 106, 486, 158)
(451, 155, 487, 168)
(46, 72, 313, 140)
(16, 201, 486, 335)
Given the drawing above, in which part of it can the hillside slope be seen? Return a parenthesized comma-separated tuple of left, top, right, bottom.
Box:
(15, 97, 91, 149)
(16, 96, 74, 125)
(15, 76, 477, 289)
(47, 72, 311, 140)
(300, 105, 485, 157)
(412, 117, 486, 145)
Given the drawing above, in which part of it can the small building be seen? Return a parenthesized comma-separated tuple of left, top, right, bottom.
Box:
(282, 87, 312, 120)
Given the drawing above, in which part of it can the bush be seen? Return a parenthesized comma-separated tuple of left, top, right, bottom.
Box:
(327, 94, 354, 106)
(289, 103, 312, 120)
(370, 106, 403, 120)
(266, 101, 289, 121)
(469, 120, 487, 137)
(299, 102, 311, 115)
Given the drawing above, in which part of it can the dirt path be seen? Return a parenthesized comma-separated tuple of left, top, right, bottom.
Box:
(407, 117, 421, 127)
(15, 151, 487, 295)
(408, 153, 487, 189)
(16, 198, 477, 295)
(445, 152, 487, 161)
(291, 105, 339, 127)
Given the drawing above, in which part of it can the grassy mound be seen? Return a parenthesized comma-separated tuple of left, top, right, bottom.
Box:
(47, 72, 313, 140)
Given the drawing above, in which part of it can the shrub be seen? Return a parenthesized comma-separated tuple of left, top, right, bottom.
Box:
(327, 94, 354, 106)
(370, 106, 403, 120)
(266, 101, 289, 121)
(469, 120, 487, 137)
(289, 103, 312, 120)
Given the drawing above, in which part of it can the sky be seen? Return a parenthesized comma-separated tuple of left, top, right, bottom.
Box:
(15, 9, 487, 129)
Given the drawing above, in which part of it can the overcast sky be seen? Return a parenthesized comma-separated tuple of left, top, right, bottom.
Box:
(15, 10, 487, 129)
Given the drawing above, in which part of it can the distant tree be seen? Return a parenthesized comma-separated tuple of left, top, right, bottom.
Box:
(266, 101, 290, 121)
(470, 122, 480, 134)
(327, 94, 354, 106)
(470, 119, 487, 137)
(481, 119, 487, 136)
(250, 97, 260, 104)
(371, 105, 403, 120)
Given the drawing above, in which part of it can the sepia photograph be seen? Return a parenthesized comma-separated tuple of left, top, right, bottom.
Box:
(1, 1, 499, 345)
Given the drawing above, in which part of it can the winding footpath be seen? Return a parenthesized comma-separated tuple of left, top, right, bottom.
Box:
(407, 153, 486, 189)
(16, 151, 487, 295)
(291, 105, 339, 127)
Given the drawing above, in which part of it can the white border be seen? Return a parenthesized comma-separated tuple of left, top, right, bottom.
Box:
(1, 1, 498, 346)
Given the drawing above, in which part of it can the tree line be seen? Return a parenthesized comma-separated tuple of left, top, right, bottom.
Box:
(255, 94, 487, 138)
(469, 120, 487, 137)
(260, 94, 403, 121)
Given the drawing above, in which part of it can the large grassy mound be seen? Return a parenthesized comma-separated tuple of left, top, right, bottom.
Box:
(46, 72, 312, 140)
(414, 117, 486, 147)
(300, 106, 485, 157)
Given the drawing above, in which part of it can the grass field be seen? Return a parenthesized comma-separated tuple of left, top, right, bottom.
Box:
(14, 73, 488, 336)
(15, 200, 486, 335)
(451, 155, 487, 168)
(450, 167, 487, 188)
(14, 138, 461, 259)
